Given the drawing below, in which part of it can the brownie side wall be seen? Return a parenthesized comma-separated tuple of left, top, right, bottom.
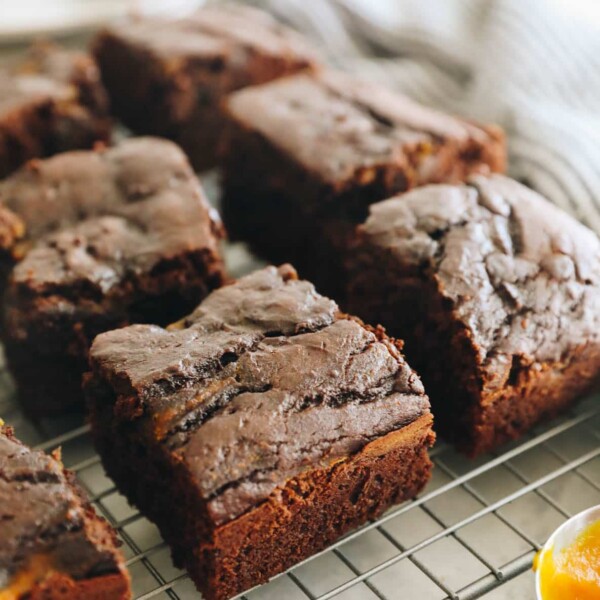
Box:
(92, 33, 177, 138)
(87, 373, 434, 600)
(206, 414, 434, 600)
(86, 375, 217, 569)
(470, 343, 600, 455)
(44, 101, 111, 158)
(223, 192, 365, 302)
(3, 349, 85, 417)
(25, 572, 130, 600)
(7, 247, 224, 348)
(346, 247, 600, 455)
(0, 104, 47, 179)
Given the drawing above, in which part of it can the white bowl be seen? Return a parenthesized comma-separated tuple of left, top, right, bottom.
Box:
(535, 504, 600, 599)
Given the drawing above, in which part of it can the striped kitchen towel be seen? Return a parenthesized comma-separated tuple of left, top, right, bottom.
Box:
(244, 0, 600, 232)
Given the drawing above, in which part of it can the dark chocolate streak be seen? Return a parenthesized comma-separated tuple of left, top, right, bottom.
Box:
(90, 265, 429, 524)
(360, 174, 600, 386)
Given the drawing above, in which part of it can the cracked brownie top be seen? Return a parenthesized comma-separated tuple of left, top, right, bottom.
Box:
(226, 71, 505, 189)
(0, 425, 122, 586)
(0, 137, 222, 295)
(89, 265, 430, 525)
(359, 174, 600, 377)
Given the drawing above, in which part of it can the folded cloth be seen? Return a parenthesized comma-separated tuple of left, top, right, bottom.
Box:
(244, 0, 600, 232)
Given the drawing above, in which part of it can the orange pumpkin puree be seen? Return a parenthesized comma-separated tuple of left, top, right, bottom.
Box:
(0, 555, 54, 600)
(535, 519, 600, 600)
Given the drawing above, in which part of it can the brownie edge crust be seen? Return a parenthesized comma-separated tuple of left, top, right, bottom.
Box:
(85, 265, 435, 600)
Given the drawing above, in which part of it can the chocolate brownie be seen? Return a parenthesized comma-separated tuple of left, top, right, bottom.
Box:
(0, 137, 225, 416)
(0, 42, 110, 179)
(93, 4, 317, 171)
(85, 265, 435, 600)
(221, 70, 506, 300)
(0, 423, 130, 599)
(346, 174, 600, 455)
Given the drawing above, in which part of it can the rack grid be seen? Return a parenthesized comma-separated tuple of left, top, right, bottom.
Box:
(2, 353, 599, 600)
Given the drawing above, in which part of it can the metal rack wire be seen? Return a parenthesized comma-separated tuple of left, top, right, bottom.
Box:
(2, 354, 599, 600)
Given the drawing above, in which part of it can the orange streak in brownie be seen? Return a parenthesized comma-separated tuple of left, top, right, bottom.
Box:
(0, 555, 54, 600)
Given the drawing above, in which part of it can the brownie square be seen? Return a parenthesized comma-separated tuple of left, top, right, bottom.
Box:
(85, 264, 435, 600)
(0, 137, 225, 416)
(346, 174, 600, 455)
(0, 423, 130, 599)
(0, 42, 110, 179)
(93, 4, 317, 171)
(221, 70, 506, 300)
